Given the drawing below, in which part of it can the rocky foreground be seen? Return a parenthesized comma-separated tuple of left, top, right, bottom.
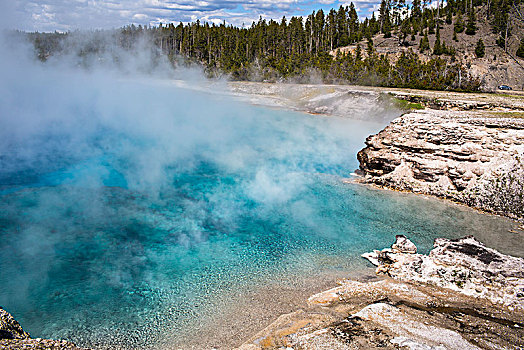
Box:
(357, 109, 524, 220)
(238, 235, 524, 349)
(0, 308, 87, 349)
(2, 236, 522, 349)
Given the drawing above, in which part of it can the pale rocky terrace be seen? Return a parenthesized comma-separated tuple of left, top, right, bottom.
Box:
(357, 109, 524, 220)
(237, 236, 524, 350)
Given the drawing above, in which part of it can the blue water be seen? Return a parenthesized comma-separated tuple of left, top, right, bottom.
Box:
(0, 74, 521, 349)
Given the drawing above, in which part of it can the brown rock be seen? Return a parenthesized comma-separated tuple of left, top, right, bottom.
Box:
(0, 308, 90, 350)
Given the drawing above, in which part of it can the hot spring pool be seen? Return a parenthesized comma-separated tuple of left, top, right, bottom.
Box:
(0, 73, 521, 349)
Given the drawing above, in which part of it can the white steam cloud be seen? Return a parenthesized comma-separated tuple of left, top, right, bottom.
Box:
(0, 31, 395, 348)
(0, 31, 390, 200)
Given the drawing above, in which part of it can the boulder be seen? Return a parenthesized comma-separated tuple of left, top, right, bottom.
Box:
(362, 236, 524, 311)
(391, 235, 417, 254)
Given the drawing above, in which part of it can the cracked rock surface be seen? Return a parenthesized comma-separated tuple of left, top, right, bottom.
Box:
(357, 110, 524, 220)
(238, 236, 524, 349)
(362, 235, 524, 311)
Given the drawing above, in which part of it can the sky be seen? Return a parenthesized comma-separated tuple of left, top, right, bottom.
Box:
(8, 0, 382, 32)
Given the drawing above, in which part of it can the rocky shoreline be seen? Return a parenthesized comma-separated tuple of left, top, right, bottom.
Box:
(356, 109, 524, 221)
(3, 236, 522, 349)
(232, 84, 524, 349)
(231, 81, 524, 222)
(231, 82, 524, 220)
(238, 235, 524, 349)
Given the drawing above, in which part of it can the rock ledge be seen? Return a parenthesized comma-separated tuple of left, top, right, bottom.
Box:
(238, 236, 524, 349)
(363, 235, 524, 311)
(357, 110, 524, 220)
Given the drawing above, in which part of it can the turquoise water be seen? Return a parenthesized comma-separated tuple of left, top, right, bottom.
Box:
(0, 73, 521, 349)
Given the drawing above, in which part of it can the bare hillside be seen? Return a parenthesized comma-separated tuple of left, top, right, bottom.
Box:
(331, 4, 524, 91)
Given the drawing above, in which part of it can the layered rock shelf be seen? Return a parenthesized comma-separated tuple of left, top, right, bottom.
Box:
(238, 236, 524, 349)
(357, 110, 524, 220)
(362, 235, 524, 311)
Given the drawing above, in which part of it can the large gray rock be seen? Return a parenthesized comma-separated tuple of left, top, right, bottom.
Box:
(362, 235, 524, 311)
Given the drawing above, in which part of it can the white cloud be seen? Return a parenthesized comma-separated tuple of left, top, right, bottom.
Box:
(10, 0, 382, 32)
(132, 13, 149, 20)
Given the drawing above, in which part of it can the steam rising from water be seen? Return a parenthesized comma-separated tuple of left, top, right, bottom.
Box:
(0, 34, 385, 347)
(0, 34, 521, 349)
(0, 32, 389, 203)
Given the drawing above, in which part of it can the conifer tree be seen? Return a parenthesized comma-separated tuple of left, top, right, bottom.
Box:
(517, 38, 524, 58)
(419, 30, 430, 52)
(454, 11, 465, 33)
(475, 38, 485, 57)
(496, 36, 506, 49)
(336, 6, 349, 46)
(420, 18, 428, 35)
(355, 43, 363, 61)
(348, 3, 359, 42)
(433, 26, 443, 55)
(465, 8, 476, 35)
(367, 37, 374, 54)
(428, 16, 436, 34)
(383, 20, 392, 38)
(446, 7, 453, 24)
(412, 0, 423, 20)
(379, 0, 392, 37)
(400, 19, 411, 45)
(490, 0, 510, 51)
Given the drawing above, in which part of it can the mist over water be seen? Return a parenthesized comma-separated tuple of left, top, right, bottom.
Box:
(0, 35, 521, 349)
